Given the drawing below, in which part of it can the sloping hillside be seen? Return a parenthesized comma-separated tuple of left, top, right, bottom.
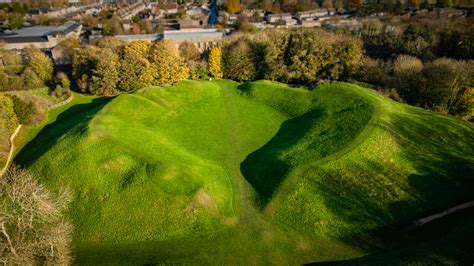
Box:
(16, 80, 474, 264)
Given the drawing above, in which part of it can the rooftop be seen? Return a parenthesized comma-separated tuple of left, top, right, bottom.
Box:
(0, 21, 81, 38)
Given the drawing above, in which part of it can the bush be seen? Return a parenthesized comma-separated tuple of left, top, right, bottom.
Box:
(355, 57, 389, 87)
(24, 47, 53, 84)
(0, 166, 73, 264)
(73, 46, 121, 95)
(9, 95, 37, 125)
(223, 38, 256, 81)
(54, 72, 71, 91)
(51, 85, 71, 99)
(0, 94, 18, 134)
(188, 60, 209, 80)
(392, 55, 424, 105)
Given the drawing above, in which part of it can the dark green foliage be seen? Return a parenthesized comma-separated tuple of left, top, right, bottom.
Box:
(72, 46, 120, 95)
(363, 19, 473, 61)
(222, 29, 363, 84)
(223, 38, 256, 81)
(9, 95, 37, 125)
(117, 52, 150, 93)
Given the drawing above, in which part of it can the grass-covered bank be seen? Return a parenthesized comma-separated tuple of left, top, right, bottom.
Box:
(16, 80, 474, 264)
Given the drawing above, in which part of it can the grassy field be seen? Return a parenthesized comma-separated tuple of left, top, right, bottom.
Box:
(15, 80, 474, 264)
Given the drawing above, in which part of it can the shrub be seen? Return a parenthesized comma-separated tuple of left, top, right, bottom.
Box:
(9, 95, 37, 125)
(22, 68, 42, 88)
(24, 47, 53, 84)
(223, 38, 256, 81)
(0, 166, 73, 265)
(54, 72, 71, 91)
(118, 52, 154, 92)
(188, 60, 209, 80)
(355, 57, 389, 87)
(73, 46, 121, 95)
(51, 85, 70, 99)
(392, 55, 423, 105)
(0, 94, 18, 134)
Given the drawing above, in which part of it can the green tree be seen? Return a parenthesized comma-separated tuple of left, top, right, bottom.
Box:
(73, 46, 120, 95)
(9, 95, 36, 125)
(333, 36, 364, 80)
(420, 58, 472, 113)
(54, 72, 70, 91)
(7, 13, 24, 29)
(118, 52, 154, 92)
(24, 47, 53, 84)
(285, 30, 335, 83)
(392, 54, 424, 105)
(0, 94, 18, 134)
(254, 30, 290, 82)
(223, 38, 256, 81)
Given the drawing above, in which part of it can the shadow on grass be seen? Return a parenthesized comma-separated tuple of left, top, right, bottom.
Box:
(15, 97, 112, 167)
(240, 108, 324, 208)
(312, 208, 474, 265)
(309, 110, 474, 263)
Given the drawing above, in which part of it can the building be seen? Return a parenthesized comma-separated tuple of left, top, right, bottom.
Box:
(115, 28, 224, 51)
(294, 8, 335, 22)
(265, 13, 293, 24)
(179, 19, 206, 30)
(0, 21, 82, 50)
(155, 2, 178, 15)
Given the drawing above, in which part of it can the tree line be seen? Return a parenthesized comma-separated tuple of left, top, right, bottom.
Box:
(0, 47, 72, 126)
(360, 14, 473, 61)
(67, 27, 472, 119)
(69, 28, 363, 96)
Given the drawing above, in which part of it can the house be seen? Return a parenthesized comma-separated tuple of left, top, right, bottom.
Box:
(265, 13, 293, 24)
(163, 29, 224, 51)
(294, 8, 335, 23)
(0, 21, 82, 50)
(179, 19, 206, 30)
(186, 5, 209, 17)
(155, 2, 178, 14)
(227, 14, 238, 25)
(240, 9, 264, 17)
(300, 18, 321, 27)
(114, 29, 224, 52)
(248, 16, 264, 28)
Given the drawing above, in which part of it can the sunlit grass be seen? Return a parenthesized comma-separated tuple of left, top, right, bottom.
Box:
(16, 80, 474, 264)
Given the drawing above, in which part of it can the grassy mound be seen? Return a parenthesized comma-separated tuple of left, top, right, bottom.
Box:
(16, 80, 474, 263)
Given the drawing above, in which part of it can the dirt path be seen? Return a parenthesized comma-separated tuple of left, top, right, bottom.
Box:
(0, 125, 22, 177)
(413, 201, 474, 226)
(0, 94, 73, 177)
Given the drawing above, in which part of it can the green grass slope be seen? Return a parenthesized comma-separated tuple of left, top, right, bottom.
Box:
(262, 83, 474, 240)
(16, 80, 474, 264)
